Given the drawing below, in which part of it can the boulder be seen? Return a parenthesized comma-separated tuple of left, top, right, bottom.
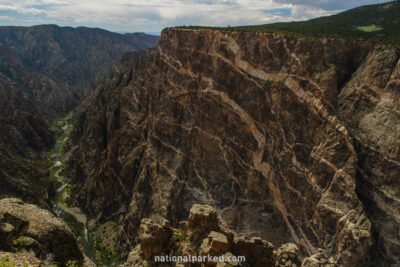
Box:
(0, 198, 83, 266)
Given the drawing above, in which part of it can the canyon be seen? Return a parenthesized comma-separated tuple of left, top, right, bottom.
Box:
(0, 7, 399, 267)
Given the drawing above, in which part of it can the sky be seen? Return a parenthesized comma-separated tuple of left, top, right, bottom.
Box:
(0, 0, 390, 34)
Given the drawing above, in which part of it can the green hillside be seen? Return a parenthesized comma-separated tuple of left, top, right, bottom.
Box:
(180, 1, 400, 45)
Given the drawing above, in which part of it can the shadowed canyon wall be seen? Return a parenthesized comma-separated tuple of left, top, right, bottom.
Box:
(0, 74, 54, 207)
(66, 28, 400, 265)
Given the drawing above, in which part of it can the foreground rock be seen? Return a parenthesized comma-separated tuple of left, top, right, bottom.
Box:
(0, 198, 84, 266)
(274, 243, 301, 266)
(124, 204, 333, 267)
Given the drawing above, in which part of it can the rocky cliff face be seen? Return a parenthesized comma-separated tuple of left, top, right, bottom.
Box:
(66, 28, 399, 265)
(338, 47, 400, 264)
(0, 74, 54, 207)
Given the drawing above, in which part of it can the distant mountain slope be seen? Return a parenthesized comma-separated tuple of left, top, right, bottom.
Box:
(182, 1, 400, 45)
(124, 32, 161, 50)
(243, 1, 400, 43)
(0, 24, 159, 113)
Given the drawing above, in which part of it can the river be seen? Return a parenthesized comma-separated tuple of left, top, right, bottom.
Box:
(49, 112, 95, 261)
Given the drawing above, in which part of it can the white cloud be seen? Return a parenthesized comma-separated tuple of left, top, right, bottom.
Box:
(272, 0, 389, 11)
(291, 5, 335, 19)
(0, 0, 387, 32)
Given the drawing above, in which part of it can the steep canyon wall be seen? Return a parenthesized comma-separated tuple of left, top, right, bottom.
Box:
(66, 29, 400, 265)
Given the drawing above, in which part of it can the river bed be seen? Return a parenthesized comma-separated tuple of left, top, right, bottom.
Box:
(50, 113, 95, 261)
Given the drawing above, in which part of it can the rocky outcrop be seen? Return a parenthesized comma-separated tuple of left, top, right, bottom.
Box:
(66, 28, 399, 265)
(124, 204, 277, 266)
(124, 204, 343, 266)
(0, 198, 84, 266)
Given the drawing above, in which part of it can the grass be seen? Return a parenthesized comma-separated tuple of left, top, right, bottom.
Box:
(173, 229, 187, 242)
(357, 24, 383, 32)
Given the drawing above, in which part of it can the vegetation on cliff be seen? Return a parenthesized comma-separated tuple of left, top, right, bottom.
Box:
(179, 1, 400, 45)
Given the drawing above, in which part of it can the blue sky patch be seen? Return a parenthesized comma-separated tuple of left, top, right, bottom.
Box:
(262, 8, 292, 16)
